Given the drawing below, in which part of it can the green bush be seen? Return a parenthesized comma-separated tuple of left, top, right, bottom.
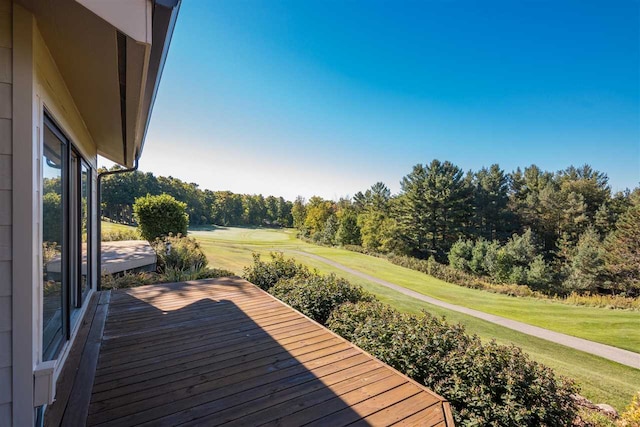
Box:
(242, 252, 309, 291)
(327, 301, 578, 426)
(152, 234, 207, 272)
(270, 273, 375, 324)
(133, 194, 188, 241)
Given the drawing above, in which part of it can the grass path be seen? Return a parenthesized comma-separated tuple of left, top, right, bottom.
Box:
(189, 225, 640, 410)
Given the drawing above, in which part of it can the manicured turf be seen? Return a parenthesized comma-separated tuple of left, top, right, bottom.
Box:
(189, 225, 640, 410)
(101, 221, 138, 233)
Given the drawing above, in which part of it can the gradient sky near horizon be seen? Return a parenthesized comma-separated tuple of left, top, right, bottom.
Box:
(126, 0, 639, 201)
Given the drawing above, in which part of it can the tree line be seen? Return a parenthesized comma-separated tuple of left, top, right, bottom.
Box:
(292, 160, 639, 296)
(99, 166, 293, 227)
(100, 161, 639, 297)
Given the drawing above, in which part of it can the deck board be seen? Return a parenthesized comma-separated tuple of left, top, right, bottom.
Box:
(45, 277, 454, 426)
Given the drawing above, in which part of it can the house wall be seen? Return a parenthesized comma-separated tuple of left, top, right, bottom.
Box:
(5, 3, 100, 424)
(33, 12, 99, 376)
(0, 0, 13, 424)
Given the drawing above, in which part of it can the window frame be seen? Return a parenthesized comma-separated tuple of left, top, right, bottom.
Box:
(42, 111, 94, 360)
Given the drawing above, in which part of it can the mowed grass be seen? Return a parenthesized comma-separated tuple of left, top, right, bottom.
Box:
(191, 226, 640, 353)
(190, 225, 640, 410)
(101, 221, 137, 233)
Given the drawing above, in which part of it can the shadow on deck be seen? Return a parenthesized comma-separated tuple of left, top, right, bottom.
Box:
(44, 278, 454, 426)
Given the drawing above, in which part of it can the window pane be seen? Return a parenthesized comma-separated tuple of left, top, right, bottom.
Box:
(81, 163, 90, 296)
(42, 125, 65, 361)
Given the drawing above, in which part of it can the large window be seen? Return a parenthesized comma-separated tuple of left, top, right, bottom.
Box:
(41, 114, 93, 361)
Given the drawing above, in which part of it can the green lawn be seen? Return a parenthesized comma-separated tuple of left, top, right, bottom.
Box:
(101, 221, 137, 233)
(189, 225, 640, 411)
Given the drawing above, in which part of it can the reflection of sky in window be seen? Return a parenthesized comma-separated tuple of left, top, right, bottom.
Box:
(43, 125, 63, 180)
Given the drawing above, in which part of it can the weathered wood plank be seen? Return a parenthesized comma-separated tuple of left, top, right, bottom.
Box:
(43, 292, 99, 427)
(93, 323, 322, 384)
(87, 347, 363, 426)
(358, 392, 440, 425)
(90, 332, 339, 402)
(59, 291, 109, 426)
(48, 278, 454, 426)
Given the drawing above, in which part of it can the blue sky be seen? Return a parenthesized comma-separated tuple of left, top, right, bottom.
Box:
(134, 0, 639, 200)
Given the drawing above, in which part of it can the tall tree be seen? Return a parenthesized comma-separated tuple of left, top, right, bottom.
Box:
(604, 204, 640, 294)
(398, 160, 472, 260)
(472, 164, 513, 241)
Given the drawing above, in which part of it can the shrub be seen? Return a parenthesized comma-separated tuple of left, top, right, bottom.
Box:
(133, 194, 188, 241)
(242, 252, 309, 290)
(101, 271, 162, 290)
(101, 266, 235, 290)
(270, 273, 375, 324)
(619, 392, 640, 427)
(327, 301, 578, 426)
(448, 239, 474, 273)
(152, 234, 207, 272)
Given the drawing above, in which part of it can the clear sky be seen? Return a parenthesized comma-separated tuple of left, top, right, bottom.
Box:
(132, 0, 640, 201)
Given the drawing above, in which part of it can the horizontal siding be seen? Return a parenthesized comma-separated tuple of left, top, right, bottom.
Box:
(0, 403, 10, 423)
(0, 0, 11, 425)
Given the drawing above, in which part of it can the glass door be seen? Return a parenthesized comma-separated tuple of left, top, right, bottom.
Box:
(41, 114, 93, 361)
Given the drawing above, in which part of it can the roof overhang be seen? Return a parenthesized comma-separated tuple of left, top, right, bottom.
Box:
(17, 0, 180, 167)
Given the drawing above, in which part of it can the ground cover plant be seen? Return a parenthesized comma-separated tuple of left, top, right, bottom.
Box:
(244, 253, 580, 426)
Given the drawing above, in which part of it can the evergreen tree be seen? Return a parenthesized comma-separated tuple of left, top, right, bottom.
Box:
(398, 160, 472, 260)
(472, 164, 513, 241)
(563, 227, 606, 293)
(604, 204, 640, 294)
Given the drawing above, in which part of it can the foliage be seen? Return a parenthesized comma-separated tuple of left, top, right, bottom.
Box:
(101, 271, 162, 290)
(101, 228, 140, 241)
(242, 252, 310, 291)
(618, 392, 640, 427)
(448, 230, 553, 291)
(133, 194, 189, 241)
(396, 160, 472, 261)
(327, 301, 578, 426)
(100, 267, 234, 290)
(100, 166, 293, 227)
(563, 227, 607, 293)
(336, 209, 361, 245)
(152, 234, 208, 272)
(604, 205, 640, 295)
(563, 293, 640, 310)
(348, 245, 639, 310)
(576, 408, 616, 427)
(242, 253, 577, 424)
(270, 273, 375, 324)
(42, 192, 62, 244)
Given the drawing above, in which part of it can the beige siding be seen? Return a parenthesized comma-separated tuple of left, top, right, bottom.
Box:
(0, 0, 11, 423)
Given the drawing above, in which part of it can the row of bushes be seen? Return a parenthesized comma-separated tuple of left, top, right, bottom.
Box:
(243, 253, 580, 426)
(343, 245, 640, 310)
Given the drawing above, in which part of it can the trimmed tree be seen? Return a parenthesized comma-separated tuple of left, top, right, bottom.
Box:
(133, 194, 189, 241)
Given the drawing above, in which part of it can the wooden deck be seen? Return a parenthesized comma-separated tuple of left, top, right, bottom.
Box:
(45, 278, 455, 426)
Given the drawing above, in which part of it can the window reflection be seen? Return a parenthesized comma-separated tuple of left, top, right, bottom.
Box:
(42, 125, 64, 361)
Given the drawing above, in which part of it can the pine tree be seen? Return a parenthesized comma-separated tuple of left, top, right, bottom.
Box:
(604, 204, 640, 293)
